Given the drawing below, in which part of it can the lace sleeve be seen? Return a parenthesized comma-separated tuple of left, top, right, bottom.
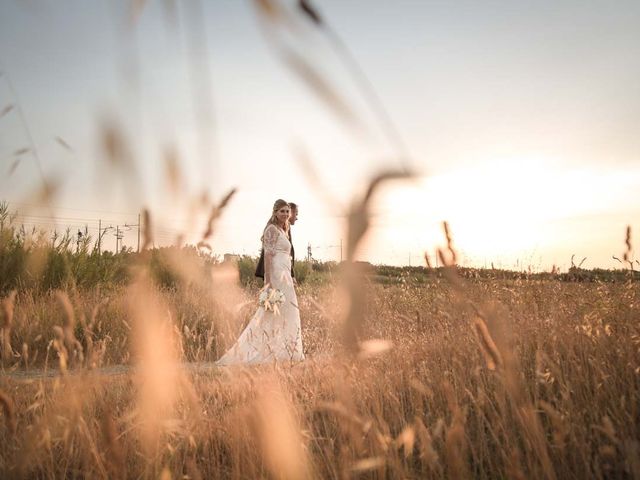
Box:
(263, 225, 279, 256)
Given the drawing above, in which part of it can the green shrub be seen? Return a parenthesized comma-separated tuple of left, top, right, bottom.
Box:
(237, 255, 259, 287)
(293, 260, 310, 284)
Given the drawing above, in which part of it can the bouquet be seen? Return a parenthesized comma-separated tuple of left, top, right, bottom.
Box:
(259, 287, 286, 313)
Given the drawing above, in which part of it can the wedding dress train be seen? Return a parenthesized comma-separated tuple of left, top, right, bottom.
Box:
(216, 224, 305, 365)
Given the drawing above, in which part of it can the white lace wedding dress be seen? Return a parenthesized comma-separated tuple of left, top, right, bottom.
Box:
(216, 224, 305, 365)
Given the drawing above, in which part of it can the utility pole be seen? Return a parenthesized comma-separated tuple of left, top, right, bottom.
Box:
(98, 222, 113, 254)
(307, 243, 312, 262)
(115, 225, 125, 253)
(124, 217, 141, 253)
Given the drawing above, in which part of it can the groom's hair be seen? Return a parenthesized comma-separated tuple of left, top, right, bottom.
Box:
(288, 202, 298, 210)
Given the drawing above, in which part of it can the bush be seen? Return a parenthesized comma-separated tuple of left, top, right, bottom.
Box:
(0, 203, 221, 293)
(293, 260, 311, 284)
(237, 255, 260, 287)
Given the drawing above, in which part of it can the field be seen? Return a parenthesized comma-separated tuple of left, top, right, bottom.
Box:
(1, 226, 639, 478)
(2, 2, 639, 478)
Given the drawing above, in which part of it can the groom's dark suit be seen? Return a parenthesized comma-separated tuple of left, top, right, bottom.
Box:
(255, 229, 295, 280)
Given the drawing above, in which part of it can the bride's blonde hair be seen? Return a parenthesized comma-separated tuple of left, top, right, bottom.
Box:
(261, 199, 289, 240)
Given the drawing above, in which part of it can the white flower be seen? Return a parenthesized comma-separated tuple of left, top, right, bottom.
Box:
(258, 287, 286, 313)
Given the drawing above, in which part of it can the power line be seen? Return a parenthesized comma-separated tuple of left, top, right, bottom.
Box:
(13, 214, 103, 225)
(306, 240, 343, 262)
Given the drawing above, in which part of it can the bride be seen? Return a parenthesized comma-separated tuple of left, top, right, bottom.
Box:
(216, 199, 305, 365)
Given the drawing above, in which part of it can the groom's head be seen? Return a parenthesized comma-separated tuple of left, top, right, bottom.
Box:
(288, 202, 298, 225)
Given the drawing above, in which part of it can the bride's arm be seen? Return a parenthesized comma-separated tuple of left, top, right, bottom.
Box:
(263, 225, 278, 286)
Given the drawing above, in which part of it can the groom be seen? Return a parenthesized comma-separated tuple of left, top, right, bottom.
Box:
(255, 202, 298, 283)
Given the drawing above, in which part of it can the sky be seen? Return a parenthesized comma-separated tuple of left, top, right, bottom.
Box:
(0, 0, 639, 270)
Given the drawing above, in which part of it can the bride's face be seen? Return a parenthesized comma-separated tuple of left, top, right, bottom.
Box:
(275, 206, 290, 226)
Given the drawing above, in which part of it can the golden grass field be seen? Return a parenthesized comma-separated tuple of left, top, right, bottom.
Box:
(1, 3, 639, 478)
(1, 268, 639, 479)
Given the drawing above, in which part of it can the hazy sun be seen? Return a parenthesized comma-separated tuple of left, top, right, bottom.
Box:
(372, 157, 600, 266)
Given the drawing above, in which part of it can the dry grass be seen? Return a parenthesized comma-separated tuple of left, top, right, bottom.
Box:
(0, 274, 638, 479)
(1, 3, 638, 478)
